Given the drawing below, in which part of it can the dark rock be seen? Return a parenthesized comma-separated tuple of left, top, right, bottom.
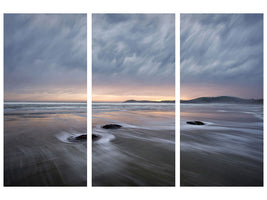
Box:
(93, 134, 101, 141)
(187, 121, 205, 125)
(102, 124, 122, 129)
(75, 134, 87, 140)
(68, 134, 87, 142)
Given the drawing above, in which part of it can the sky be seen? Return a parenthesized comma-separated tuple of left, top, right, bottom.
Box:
(92, 14, 175, 102)
(4, 14, 87, 102)
(181, 14, 263, 100)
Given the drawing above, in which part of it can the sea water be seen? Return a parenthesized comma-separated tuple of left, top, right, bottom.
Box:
(180, 103, 263, 186)
(92, 102, 175, 186)
(4, 101, 87, 186)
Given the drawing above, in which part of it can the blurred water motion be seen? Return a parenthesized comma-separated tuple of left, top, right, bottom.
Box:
(4, 102, 87, 186)
(92, 102, 175, 186)
(181, 103, 263, 186)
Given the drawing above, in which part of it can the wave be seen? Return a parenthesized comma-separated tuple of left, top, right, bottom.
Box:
(92, 102, 174, 113)
(4, 102, 87, 116)
(93, 125, 116, 145)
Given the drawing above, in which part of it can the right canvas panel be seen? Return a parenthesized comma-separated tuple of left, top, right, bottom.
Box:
(180, 14, 263, 186)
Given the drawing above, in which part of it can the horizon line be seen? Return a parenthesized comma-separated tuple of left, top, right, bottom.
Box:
(93, 99, 175, 103)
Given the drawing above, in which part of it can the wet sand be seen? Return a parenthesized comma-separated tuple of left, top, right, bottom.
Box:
(92, 103, 175, 186)
(180, 103, 263, 186)
(4, 102, 87, 186)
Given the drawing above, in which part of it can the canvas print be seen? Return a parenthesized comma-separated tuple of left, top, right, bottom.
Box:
(180, 14, 263, 186)
(4, 14, 87, 186)
(92, 14, 175, 186)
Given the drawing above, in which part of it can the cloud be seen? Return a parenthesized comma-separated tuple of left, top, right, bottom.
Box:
(180, 14, 263, 98)
(92, 14, 175, 91)
(4, 14, 87, 100)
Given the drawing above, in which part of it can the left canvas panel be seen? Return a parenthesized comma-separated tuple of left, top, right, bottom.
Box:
(4, 14, 87, 186)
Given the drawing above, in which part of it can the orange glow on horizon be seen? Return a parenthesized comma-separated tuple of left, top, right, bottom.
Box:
(5, 93, 87, 102)
(92, 84, 175, 102)
(92, 94, 175, 102)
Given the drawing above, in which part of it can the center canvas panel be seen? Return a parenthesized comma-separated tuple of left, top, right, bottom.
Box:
(92, 14, 175, 186)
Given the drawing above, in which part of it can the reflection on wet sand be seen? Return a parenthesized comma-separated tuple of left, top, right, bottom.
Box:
(92, 103, 175, 186)
(4, 102, 87, 186)
(181, 103, 263, 186)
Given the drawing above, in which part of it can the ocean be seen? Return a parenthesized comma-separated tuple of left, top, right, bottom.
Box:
(180, 103, 263, 186)
(92, 102, 175, 186)
(4, 101, 87, 186)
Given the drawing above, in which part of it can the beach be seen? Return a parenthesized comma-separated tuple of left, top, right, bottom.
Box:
(92, 102, 175, 186)
(180, 103, 263, 186)
(4, 102, 87, 186)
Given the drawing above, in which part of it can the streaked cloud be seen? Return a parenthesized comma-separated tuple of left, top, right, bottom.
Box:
(92, 14, 175, 101)
(181, 14, 263, 99)
(4, 14, 86, 101)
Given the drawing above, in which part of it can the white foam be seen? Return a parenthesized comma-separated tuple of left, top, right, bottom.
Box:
(93, 127, 116, 145)
(242, 111, 263, 120)
(56, 132, 86, 143)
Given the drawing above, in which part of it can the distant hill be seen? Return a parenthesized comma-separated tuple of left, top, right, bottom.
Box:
(123, 100, 175, 103)
(180, 96, 263, 104)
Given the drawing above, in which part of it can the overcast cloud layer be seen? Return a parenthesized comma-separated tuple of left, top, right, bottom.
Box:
(181, 14, 263, 99)
(4, 14, 86, 101)
(92, 14, 175, 100)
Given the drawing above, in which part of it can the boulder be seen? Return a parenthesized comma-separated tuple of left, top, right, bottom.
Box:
(186, 121, 205, 125)
(102, 124, 122, 129)
(68, 134, 87, 142)
(92, 134, 101, 141)
(75, 134, 87, 140)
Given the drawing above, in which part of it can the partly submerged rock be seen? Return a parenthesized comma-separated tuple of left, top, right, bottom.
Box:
(92, 134, 101, 141)
(75, 134, 87, 140)
(186, 121, 205, 125)
(102, 124, 122, 129)
(68, 134, 87, 142)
